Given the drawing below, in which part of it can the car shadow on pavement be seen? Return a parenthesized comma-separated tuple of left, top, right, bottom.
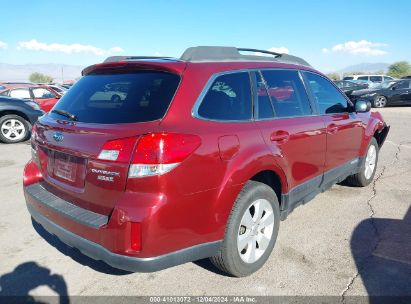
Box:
(193, 259, 231, 276)
(0, 261, 69, 303)
(32, 219, 131, 276)
(350, 206, 411, 302)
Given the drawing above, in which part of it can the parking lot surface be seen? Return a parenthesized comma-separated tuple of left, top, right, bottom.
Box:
(0, 108, 410, 299)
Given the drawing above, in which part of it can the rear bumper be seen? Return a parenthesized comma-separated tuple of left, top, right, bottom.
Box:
(27, 203, 222, 272)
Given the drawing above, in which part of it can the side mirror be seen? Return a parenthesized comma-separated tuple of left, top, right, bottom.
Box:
(392, 86, 397, 90)
(355, 100, 371, 113)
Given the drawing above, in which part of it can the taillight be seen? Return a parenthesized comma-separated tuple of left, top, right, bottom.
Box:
(97, 133, 201, 178)
(129, 133, 201, 178)
(97, 137, 137, 163)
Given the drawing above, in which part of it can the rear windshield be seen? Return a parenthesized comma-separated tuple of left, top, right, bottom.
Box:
(49, 72, 180, 124)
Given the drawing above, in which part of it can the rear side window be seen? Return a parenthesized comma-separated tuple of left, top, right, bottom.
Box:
(50, 72, 180, 124)
(9, 88, 31, 99)
(197, 72, 252, 121)
(370, 76, 382, 82)
(258, 70, 312, 118)
(304, 72, 348, 114)
(395, 80, 411, 89)
(255, 72, 274, 119)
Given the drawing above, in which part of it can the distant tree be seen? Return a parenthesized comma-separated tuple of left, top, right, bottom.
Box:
(387, 61, 411, 78)
(29, 72, 53, 84)
(326, 73, 340, 80)
(343, 71, 365, 76)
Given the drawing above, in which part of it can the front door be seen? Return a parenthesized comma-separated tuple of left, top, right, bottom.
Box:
(31, 87, 59, 112)
(303, 71, 363, 187)
(390, 80, 411, 105)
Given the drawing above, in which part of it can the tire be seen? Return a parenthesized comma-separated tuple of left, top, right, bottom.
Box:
(345, 137, 379, 187)
(0, 115, 31, 144)
(210, 181, 280, 277)
(373, 95, 387, 108)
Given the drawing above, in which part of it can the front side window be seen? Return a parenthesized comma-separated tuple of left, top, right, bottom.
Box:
(259, 70, 312, 118)
(358, 76, 369, 81)
(32, 88, 56, 99)
(395, 80, 411, 90)
(197, 72, 252, 121)
(9, 88, 31, 99)
(304, 72, 348, 114)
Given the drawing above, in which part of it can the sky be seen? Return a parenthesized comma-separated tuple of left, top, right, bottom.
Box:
(0, 0, 410, 72)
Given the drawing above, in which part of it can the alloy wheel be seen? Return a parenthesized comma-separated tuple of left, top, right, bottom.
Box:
(1, 119, 26, 142)
(364, 144, 377, 179)
(237, 199, 274, 263)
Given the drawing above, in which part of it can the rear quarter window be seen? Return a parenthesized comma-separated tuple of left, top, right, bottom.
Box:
(50, 72, 180, 124)
(196, 72, 252, 121)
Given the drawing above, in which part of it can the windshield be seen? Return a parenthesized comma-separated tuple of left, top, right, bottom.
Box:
(374, 81, 396, 89)
(49, 72, 180, 124)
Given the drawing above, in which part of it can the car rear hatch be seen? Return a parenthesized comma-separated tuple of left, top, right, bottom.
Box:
(31, 64, 183, 216)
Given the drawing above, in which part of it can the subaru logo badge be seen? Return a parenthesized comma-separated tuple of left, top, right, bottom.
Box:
(53, 132, 64, 142)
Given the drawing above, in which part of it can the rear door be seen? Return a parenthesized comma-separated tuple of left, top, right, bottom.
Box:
(32, 70, 181, 215)
(253, 69, 326, 205)
(302, 71, 363, 186)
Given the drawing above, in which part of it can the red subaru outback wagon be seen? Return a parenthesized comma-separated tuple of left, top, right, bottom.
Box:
(24, 46, 389, 277)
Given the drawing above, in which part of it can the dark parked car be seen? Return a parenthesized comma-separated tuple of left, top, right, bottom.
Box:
(334, 80, 368, 98)
(0, 96, 44, 143)
(351, 79, 411, 108)
(24, 46, 389, 277)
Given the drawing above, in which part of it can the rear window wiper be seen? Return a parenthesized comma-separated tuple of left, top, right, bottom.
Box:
(51, 109, 77, 121)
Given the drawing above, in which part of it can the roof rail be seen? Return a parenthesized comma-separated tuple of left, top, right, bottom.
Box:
(102, 46, 311, 67)
(103, 56, 177, 63)
(180, 46, 311, 67)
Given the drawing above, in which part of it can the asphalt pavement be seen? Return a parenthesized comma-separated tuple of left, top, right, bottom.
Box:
(0, 107, 410, 301)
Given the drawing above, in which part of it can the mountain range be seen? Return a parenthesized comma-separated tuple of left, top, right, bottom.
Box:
(335, 62, 390, 74)
(0, 62, 392, 83)
(0, 63, 85, 83)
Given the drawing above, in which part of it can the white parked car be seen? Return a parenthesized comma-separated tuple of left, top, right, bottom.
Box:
(343, 75, 395, 83)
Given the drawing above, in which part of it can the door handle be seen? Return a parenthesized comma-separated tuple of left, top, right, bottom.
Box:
(270, 131, 290, 143)
(327, 124, 339, 134)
